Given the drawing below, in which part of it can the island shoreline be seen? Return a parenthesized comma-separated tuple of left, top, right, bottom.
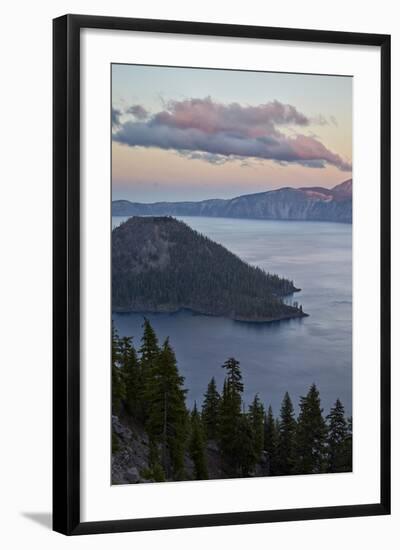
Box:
(112, 306, 309, 324)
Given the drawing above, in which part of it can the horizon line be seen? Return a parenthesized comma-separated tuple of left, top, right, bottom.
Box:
(112, 178, 352, 204)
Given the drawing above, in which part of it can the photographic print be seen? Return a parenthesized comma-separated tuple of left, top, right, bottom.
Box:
(53, 15, 390, 534)
(111, 64, 353, 484)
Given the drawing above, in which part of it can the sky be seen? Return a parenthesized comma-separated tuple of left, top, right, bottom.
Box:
(112, 64, 352, 202)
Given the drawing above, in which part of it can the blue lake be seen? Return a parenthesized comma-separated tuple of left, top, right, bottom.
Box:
(112, 216, 352, 416)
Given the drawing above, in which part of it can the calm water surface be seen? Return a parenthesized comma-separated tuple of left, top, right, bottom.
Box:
(112, 216, 352, 415)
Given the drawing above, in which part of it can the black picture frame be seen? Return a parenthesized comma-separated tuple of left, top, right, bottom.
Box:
(53, 14, 391, 535)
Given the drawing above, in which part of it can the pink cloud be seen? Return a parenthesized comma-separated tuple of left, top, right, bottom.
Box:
(113, 98, 351, 171)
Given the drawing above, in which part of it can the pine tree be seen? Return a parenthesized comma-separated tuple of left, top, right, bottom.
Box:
(139, 318, 160, 420)
(145, 338, 188, 480)
(111, 323, 124, 415)
(201, 377, 220, 440)
(235, 414, 257, 477)
(327, 400, 352, 472)
(143, 440, 165, 482)
(218, 358, 244, 474)
(223, 357, 244, 394)
(264, 405, 278, 475)
(248, 394, 265, 460)
(189, 403, 208, 480)
(140, 318, 159, 366)
(344, 417, 353, 471)
(276, 392, 296, 475)
(295, 383, 327, 474)
(119, 336, 140, 419)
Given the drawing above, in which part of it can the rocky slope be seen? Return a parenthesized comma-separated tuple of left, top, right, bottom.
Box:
(112, 179, 352, 223)
(112, 414, 269, 484)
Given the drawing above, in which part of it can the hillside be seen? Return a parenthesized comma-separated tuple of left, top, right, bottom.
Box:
(112, 217, 306, 322)
(112, 179, 352, 223)
(112, 414, 269, 484)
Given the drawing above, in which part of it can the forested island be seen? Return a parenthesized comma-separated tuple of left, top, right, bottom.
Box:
(112, 216, 306, 322)
(112, 320, 352, 483)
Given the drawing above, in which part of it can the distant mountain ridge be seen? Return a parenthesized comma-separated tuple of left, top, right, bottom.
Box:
(112, 217, 306, 322)
(112, 179, 352, 223)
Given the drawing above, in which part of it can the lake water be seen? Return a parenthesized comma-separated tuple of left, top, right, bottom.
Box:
(112, 216, 352, 416)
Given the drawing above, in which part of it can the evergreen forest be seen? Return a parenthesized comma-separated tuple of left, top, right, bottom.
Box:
(112, 320, 352, 483)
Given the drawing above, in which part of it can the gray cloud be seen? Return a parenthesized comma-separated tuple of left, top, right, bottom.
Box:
(127, 104, 149, 120)
(112, 97, 351, 171)
(112, 107, 121, 128)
